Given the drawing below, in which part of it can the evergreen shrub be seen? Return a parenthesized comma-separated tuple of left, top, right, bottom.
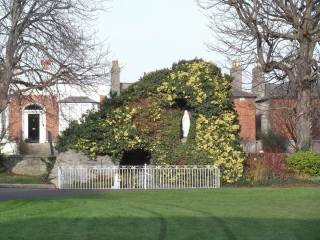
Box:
(288, 151, 320, 176)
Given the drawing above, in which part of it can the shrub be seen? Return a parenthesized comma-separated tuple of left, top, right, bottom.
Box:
(244, 153, 289, 184)
(288, 151, 320, 176)
(261, 131, 288, 153)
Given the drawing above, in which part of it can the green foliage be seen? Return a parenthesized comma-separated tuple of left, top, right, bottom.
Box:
(56, 59, 244, 182)
(261, 131, 288, 152)
(41, 157, 57, 181)
(288, 151, 320, 176)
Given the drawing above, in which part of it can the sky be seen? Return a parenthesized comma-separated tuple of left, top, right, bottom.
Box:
(96, 0, 227, 83)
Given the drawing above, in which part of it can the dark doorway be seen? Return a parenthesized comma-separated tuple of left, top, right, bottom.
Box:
(120, 149, 151, 165)
(28, 114, 40, 143)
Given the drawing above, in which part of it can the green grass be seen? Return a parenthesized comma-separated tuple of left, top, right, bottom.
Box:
(0, 188, 319, 239)
(0, 172, 46, 184)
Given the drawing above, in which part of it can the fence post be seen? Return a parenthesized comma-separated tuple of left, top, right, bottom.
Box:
(57, 167, 61, 189)
(144, 164, 147, 189)
(217, 167, 221, 188)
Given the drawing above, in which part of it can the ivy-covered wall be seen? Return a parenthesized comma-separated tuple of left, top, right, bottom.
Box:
(56, 59, 244, 183)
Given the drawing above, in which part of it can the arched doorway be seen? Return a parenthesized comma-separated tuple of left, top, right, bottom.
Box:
(23, 104, 46, 143)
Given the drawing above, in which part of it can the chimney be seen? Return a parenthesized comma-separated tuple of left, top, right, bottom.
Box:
(252, 63, 265, 99)
(230, 59, 242, 90)
(111, 60, 120, 95)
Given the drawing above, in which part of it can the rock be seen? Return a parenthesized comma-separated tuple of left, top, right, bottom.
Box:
(96, 155, 114, 167)
(2, 155, 47, 176)
(49, 150, 115, 186)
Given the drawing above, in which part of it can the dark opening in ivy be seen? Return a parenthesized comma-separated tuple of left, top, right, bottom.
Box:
(120, 149, 151, 165)
(174, 98, 188, 110)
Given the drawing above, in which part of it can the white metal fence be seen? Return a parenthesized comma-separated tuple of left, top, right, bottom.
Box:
(57, 165, 220, 190)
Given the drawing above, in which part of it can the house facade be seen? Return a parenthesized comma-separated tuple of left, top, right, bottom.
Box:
(0, 60, 124, 154)
(251, 64, 320, 151)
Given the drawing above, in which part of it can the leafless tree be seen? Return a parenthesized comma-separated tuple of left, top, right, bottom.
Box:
(0, 0, 109, 115)
(199, 0, 320, 150)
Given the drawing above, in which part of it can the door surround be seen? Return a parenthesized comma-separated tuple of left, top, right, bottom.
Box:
(22, 104, 46, 143)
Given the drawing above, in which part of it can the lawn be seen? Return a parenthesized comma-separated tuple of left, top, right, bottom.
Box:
(0, 172, 46, 184)
(0, 188, 319, 240)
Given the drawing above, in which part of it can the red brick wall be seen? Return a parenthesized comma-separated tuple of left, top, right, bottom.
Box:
(270, 99, 320, 140)
(8, 96, 59, 142)
(270, 99, 295, 140)
(234, 98, 256, 140)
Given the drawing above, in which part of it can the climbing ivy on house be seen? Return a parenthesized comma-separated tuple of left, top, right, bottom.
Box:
(56, 59, 244, 183)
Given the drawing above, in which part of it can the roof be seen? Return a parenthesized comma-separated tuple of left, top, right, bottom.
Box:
(59, 96, 99, 103)
(262, 81, 320, 100)
(232, 88, 256, 98)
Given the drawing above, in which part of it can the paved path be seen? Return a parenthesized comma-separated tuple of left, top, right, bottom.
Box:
(0, 188, 105, 202)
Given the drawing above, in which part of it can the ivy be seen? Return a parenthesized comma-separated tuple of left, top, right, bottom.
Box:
(56, 59, 244, 183)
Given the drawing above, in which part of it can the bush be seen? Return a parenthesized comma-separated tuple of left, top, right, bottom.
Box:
(261, 131, 288, 153)
(288, 151, 320, 176)
(243, 153, 289, 184)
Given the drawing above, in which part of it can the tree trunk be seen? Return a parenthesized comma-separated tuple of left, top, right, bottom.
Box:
(0, 80, 9, 114)
(295, 87, 312, 150)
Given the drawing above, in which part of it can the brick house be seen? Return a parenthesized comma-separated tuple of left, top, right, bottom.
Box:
(229, 60, 258, 152)
(0, 60, 134, 155)
(252, 64, 320, 151)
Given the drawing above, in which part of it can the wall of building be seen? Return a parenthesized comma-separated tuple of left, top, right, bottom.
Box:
(59, 102, 99, 133)
(8, 96, 59, 142)
(256, 101, 271, 138)
(270, 99, 320, 141)
(234, 98, 256, 141)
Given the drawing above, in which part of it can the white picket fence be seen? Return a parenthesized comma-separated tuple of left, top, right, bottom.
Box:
(57, 165, 220, 190)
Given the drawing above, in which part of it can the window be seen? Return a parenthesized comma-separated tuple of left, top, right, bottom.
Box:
(25, 104, 43, 110)
(256, 114, 262, 140)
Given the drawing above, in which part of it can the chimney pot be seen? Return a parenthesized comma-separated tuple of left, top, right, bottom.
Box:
(111, 59, 120, 95)
(230, 59, 242, 90)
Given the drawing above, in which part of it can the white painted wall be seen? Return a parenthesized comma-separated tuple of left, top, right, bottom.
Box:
(0, 107, 18, 155)
(59, 102, 99, 133)
(54, 83, 111, 102)
(0, 108, 8, 136)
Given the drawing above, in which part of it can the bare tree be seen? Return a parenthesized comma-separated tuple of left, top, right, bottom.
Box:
(199, 0, 320, 150)
(0, 0, 109, 114)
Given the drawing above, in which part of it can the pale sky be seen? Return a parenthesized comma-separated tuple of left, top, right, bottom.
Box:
(96, 0, 227, 83)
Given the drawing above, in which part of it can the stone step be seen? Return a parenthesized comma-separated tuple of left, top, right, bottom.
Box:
(20, 143, 52, 156)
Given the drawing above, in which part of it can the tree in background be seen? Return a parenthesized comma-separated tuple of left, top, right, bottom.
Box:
(0, 0, 109, 115)
(199, 0, 320, 150)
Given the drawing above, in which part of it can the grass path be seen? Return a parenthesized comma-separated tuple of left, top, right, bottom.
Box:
(0, 188, 319, 240)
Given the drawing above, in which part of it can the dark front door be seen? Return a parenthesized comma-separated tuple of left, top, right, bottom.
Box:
(28, 114, 40, 143)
